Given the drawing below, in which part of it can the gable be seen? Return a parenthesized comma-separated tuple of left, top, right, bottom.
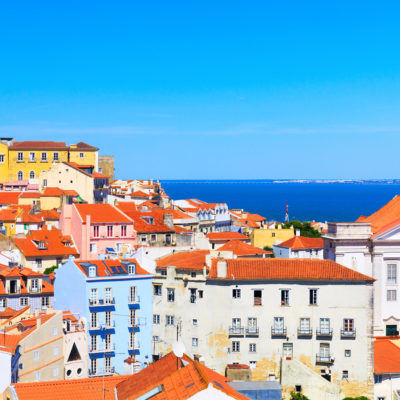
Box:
(373, 224, 400, 241)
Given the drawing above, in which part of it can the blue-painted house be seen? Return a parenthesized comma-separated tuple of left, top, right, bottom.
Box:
(54, 256, 153, 377)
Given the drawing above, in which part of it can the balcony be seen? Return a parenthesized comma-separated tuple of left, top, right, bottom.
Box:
(316, 354, 334, 364)
(88, 298, 115, 308)
(89, 343, 115, 355)
(246, 328, 259, 337)
(128, 296, 140, 308)
(341, 329, 356, 338)
(89, 367, 115, 377)
(229, 327, 244, 336)
(271, 327, 287, 337)
(316, 329, 333, 338)
(297, 328, 313, 337)
(29, 285, 42, 293)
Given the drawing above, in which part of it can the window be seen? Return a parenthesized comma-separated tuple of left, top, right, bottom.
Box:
(90, 243, 97, 254)
(29, 152, 35, 162)
(160, 270, 167, 276)
(91, 312, 98, 328)
(93, 226, 99, 237)
(281, 289, 289, 306)
(104, 334, 111, 350)
(254, 290, 262, 306)
(232, 341, 240, 352)
(248, 317, 257, 334)
(128, 264, 136, 275)
(198, 290, 203, 298)
(141, 236, 147, 243)
(153, 314, 160, 324)
(53, 346, 59, 356)
(104, 287, 112, 303)
(387, 264, 397, 284)
(53, 152, 59, 161)
(343, 319, 354, 334)
(80, 152, 84, 158)
(191, 272, 196, 278)
(153, 284, 162, 296)
(129, 309, 136, 326)
(319, 318, 331, 335)
(107, 225, 113, 237)
(193, 319, 198, 326)
(151, 234, 157, 242)
(272, 232, 275, 237)
(190, 288, 197, 303)
(387, 290, 397, 301)
(129, 286, 137, 303)
(20, 297, 28, 306)
(33, 350, 39, 361)
(0, 298, 6, 309)
(35, 371, 40, 381)
(121, 225, 127, 237)
(249, 361, 257, 369)
(41, 297, 49, 307)
(309, 289, 318, 305)
(375, 375, 383, 384)
(53, 366, 59, 377)
(105, 357, 112, 373)
(232, 318, 242, 334)
(345, 349, 351, 357)
(90, 335, 97, 351)
(153, 336, 159, 342)
(90, 358, 97, 375)
(31, 278, 39, 292)
(232, 289, 241, 298)
(249, 343, 256, 353)
(129, 331, 135, 349)
(167, 288, 175, 302)
(88, 265, 97, 277)
(299, 318, 311, 334)
(17, 171, 23, 181)
(166, 315, 175, 326)
(342, 370, 349, 379)
(17, 152, 23, 162)
(0, 154, 4, 163)
(41, 152, 47, 162)
(319, 343, 330, 361)
(165, 233, 171, 244)
(105, 311, 112, 327)
(273, 317, 285, 334)
(90, 288, 98, 303)
(52, 326, 57, 336)
(192, 338, 198, 347)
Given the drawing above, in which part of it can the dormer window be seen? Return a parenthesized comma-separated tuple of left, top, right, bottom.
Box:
(128, 264, 136, 275)
(88, 266, 96, 278)
(38, 241, 46, 249)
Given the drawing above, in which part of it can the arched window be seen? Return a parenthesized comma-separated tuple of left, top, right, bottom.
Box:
(29, 171, 35, 179)
(17, 171, 23, 181)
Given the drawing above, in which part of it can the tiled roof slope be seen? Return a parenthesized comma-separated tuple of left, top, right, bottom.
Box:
(218, 240, 271, 256)
(0, 192, 22, 205)
(75, 203, 133, 223)
(11, 375, 127, 400)
(156, 250, 209, 271)
(9, 141, 68, 150)
(356, 195, 400, 233)
(276, 236, 323, 249)
(374, 339, 400, 373)
(206, 232, 249, 241)
(209, 258, 374, 282)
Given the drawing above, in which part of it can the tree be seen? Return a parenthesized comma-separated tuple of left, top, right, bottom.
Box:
(283, 220, 321, 238)
(263, 246, 275, 258)
(342, 397, 370, 400)
(43, 265, 58, 275)
(290, 392, 310, 400)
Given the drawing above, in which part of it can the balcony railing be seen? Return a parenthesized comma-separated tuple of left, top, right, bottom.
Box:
(297, 328, 313, 337)
(246, 328, 259, 336)
(29, 285, 42, 293)
(341, 329, 356, 338)
(271, 327, 287, 337)
(229, 327, 244, 336)
(128, 341, 140, 351)
(89, 343, 115, 354)
(316, 354, 334, 364)
(316, 329, 333, 337)
(128, 296, 140, 305)
(88, 298, 115, 307)
(8, 288, 21, 295)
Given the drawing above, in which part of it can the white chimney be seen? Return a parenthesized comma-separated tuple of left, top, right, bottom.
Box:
(217, 261, 227, 279)
(295, 229, 300, 236)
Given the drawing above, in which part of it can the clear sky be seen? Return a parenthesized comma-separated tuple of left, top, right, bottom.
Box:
(1, 1, 399, 179)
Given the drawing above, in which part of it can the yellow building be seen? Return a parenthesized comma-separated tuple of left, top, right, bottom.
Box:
(0, 139, 99, 183)
(251, 226, 295, 248)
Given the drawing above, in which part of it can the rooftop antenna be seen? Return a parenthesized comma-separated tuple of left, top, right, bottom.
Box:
(284, 202, 289, 223)
(172, 341, 185, 370)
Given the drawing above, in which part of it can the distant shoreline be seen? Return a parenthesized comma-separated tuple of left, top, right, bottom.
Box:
(161, 179, 400, 185)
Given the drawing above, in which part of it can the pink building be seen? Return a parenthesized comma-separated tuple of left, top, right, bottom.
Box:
(60, 203, 136, 260)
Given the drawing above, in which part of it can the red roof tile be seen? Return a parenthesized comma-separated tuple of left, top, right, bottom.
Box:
(209, 258, 374, 282)
(9, 141, 68, 150)
(75, 203, 133, 223)
(206, 232, 249, 241)
(0, 192, 22, 205)
(35, 209, 61, 221)
(218, 240, 271, 256)
(156, 250, 209, 270)
(374, 339, 400, 373)
(276, 236, 323, 250)
(70, 141, 99, 151)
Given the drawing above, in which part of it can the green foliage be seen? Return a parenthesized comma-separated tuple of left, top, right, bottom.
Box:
(290, 392, 310, 400)
(43, 265, 58, 275)
(342, 397, 370, 400)
(283, 220, 321, 238)
(263, 246, 275, 258)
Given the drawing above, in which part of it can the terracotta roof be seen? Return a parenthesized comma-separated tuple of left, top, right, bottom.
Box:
(0, 307, 18, 318)
(35, 209, 61, 221)
(374, 339, 400, 373)
(69, 141, 99, 151)
(74, 258, 151, 278)
(156, 250, 209, 271)
(19, 192, 41, 199)
(236, 219, 259, 228)
(218, 240, 271, 256)
(13, 227, 79, 258)
(206, 232, 249, 241)
(41, 187, 64, 197)
(9, 141, 68, 150)
(0, 333, 23, 353)
(209, 258, 374, 282)
(0, 207, 20, 221)
(356, 195, 400, 233)
(115, 202, 137, 214)
(1, 306, 30, 326)
(116, 352, 248, 400)
(246, 213, 266, 222)
(0, 192, 22, 204)
(75, 203, 133, 223)
(12, 374, 127, 400)
(276, 236, 323, 250)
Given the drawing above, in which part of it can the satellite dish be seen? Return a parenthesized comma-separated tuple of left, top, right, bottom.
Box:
(172, 341, 185, 358)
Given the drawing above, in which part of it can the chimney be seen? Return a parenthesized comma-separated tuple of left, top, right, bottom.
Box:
(36, 316, 41, 329)
(295, 229, 300, 236)
(217, 260, 227, 279)
(163, 213, 174, 229)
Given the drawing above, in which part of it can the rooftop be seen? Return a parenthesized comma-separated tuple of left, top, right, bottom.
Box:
(156, 250, 209, 271)
(75, 203, 133, 224)
(276, 236, 323, 250)
(374, 339, 400, 374)
(206, 232, 249, 241)
(218, 240, 271, 256)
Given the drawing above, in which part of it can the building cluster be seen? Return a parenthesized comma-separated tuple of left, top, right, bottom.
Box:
(0, 139, 396, 400)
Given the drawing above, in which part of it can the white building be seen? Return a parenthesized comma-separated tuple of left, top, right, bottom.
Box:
(273, 234, 323, 259)
(152, 253, 374, 399)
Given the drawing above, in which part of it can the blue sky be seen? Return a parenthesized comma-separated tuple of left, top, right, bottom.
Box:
(1, 1, 399, 179)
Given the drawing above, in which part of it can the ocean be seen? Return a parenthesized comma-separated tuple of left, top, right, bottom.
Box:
(161, 181, 400, 222)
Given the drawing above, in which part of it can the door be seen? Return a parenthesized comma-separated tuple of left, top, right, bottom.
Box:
(283, 343, 293, 360)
